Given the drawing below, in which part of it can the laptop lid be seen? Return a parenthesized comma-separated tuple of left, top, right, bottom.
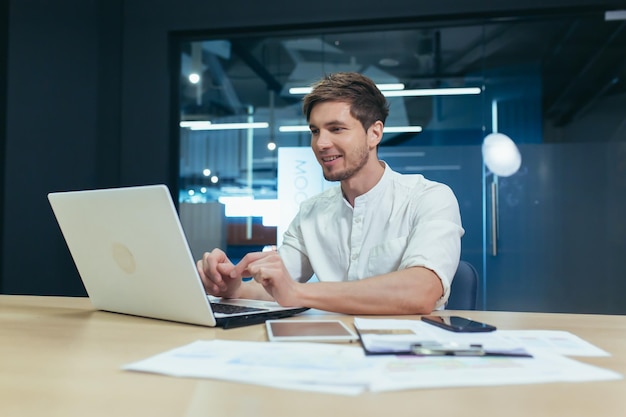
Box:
(48, 185, 307, 328)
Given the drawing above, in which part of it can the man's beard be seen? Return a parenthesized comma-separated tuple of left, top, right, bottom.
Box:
(322, 144, 370, 182)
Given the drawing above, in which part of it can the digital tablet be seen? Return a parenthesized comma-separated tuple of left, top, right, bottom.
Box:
(266, 320, 359, 343)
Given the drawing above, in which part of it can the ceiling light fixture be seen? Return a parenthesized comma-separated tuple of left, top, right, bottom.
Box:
(482, 133, 521, 177)
(180, 121, 211, 129)
(383, 126, 422, 133)
(605, 10, 626, 21)
(180, 121, 269, 131)
(188, 73, 201, 84)
(379, 58, 400, 67)
(289, 85, 480, 97)
(278, 125, 422, 133)
(278, 125, 309, 132)
(383, 87, 481, 97)
(289, 83, 405, 95)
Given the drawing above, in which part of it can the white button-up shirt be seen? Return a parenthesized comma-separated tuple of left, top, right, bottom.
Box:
(279, 163, 464, 308)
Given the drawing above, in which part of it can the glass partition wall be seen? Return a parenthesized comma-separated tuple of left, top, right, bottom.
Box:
(176, 11, 626, 314)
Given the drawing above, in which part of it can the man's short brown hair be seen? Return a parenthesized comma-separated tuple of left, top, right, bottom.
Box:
(302, 72, 389, 132)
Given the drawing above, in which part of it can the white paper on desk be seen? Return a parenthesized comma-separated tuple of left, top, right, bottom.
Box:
(123, 340, 372, 395)
(354, 318, 525, 354)
(367, 351, 622, 392)
(123, 338, 622, 395)
(497, 330, 611, 357)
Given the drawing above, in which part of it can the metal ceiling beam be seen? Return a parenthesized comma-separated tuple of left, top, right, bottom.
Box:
(443, 24, 512, 75)
(565, 74, 621, 123)
(231, 41, 284, 94)
(547, 21, 626, 125)
(204, 52, 243, 114)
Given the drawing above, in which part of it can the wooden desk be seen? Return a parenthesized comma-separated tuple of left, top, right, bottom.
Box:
(1, 295, 625, 417)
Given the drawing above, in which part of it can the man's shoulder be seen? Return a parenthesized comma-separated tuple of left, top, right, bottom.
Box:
(389, 170, 449, 191)
(385, 172, 457, 208)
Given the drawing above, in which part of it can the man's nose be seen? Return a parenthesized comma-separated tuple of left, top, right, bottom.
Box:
(314, 131, 332, 149)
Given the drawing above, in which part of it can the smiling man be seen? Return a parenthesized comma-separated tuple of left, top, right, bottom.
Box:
(197, 72, 464, 315)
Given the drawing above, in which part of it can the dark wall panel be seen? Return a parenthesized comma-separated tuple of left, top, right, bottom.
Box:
(3, 0, 100, 295)
(0, 0, 8, 293)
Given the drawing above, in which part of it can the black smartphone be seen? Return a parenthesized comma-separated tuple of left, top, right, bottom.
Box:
(421, 315, 497, 332)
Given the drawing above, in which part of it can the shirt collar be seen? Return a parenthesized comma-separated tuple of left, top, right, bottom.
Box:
(352, 161, 392, 205)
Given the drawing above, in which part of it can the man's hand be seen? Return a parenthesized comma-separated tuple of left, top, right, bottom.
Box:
(196, 248, 241, 298)
(231, 251, 301, 307)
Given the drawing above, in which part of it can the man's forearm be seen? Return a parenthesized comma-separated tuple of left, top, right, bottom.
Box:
(293, 267, 443, 315)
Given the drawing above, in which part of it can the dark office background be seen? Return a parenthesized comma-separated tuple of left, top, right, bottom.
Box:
(1, 1, 625, 312)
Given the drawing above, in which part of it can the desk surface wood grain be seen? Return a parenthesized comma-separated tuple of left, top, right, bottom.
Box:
(1, 295, 625, 417)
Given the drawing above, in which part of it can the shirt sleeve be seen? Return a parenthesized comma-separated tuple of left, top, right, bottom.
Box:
(278, 211, 315, 283)
(399, 182, 464, 309)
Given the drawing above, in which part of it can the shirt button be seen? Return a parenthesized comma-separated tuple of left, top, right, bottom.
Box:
(351, 254, 359, 261)
(354, 217, 361, 223)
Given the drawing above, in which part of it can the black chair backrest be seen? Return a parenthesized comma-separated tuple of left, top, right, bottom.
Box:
(446, 260, 479, 310)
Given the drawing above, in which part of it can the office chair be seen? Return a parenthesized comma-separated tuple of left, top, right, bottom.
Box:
(446, 260, 479, 310)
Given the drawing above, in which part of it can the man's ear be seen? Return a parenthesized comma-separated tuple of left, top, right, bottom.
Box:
(368, 120, 384, 148)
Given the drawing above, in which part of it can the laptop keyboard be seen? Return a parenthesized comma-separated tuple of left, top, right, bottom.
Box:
(210, 302, 268, 314)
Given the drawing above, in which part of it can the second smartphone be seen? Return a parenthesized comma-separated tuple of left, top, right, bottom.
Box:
(421, 315, 497, 332)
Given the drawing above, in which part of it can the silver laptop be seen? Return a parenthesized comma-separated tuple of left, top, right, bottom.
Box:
(47, 184, 308, 328)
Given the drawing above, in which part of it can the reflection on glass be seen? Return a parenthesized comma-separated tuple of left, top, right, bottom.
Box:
(177, 11, 626, 303)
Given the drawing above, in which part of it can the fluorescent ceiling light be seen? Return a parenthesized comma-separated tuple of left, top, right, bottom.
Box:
(279, 125, 422, 133)
(279, 125, 310, 132)
(288, 87, 312, 95)
(605, 10, 626, 21)
(383, 87, 481, 97)
(376, 83, 405, 91)
(180, 121, 210, 128)
(180, 121, 269, 131)
(289, 83, 405, 95)
(383, 126, 422, 133)
(289, 85, 479, 97)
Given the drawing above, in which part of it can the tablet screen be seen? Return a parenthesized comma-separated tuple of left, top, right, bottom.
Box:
(266, 320, 359, 342)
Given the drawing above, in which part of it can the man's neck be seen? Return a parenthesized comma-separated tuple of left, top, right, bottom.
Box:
(341, 160, 385, 206)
